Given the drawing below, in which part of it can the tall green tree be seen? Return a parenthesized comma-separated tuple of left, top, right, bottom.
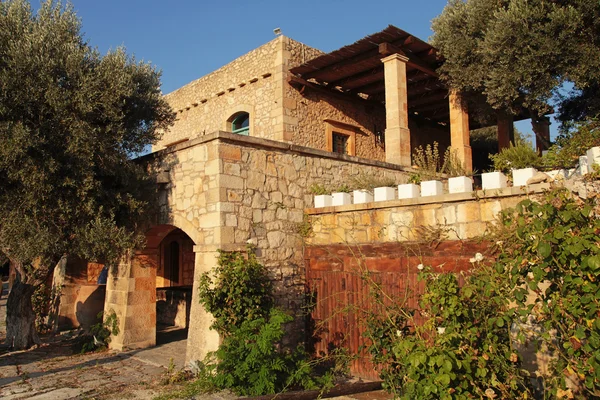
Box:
(0, 0, 174, 348)
(431, 0, 600, 128)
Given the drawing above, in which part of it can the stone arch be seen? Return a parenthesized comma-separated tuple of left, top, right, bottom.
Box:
(145, 212, 201, 250)
(223, 103, 255, 136)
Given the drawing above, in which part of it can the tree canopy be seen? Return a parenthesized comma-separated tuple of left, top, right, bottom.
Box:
(431, 0, 600, 126)
(0, 0, 174, 279)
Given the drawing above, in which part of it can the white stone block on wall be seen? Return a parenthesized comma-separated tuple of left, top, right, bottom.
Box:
(579, 155, 589, 175)
(512, 168, 538, 187)
(353, 190, 373, 204)
(314, 195, 332, 208)
(331, 192, 351, 206)
(448, 176, 473, 194)
(587, 147, 600, 166)
(421, 180, 444, 197)
(374, 187, 395, 202)
(546, 169, 567, 180)
(398, 184, 420, 199)
(482, 172, 507, 190)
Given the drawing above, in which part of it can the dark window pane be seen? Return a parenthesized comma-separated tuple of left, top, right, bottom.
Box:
(332, 132, 348, 154)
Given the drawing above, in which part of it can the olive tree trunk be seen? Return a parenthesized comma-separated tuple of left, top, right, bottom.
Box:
(5, 280, 40, 349)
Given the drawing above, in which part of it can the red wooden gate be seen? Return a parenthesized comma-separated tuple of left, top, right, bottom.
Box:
(305, 241, 488, 380)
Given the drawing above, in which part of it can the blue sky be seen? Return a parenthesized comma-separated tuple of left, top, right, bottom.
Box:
(44, 0, 551, 138)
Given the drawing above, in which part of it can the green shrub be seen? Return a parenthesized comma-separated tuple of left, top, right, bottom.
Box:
(366, 187, 600, 399)
(365, 265, 531, 399)
(543, 118, 600, 169)
(81, 310, 119, 353)
(494, 189, 600, 397)
(412, 142, 467, 180)
(348, 174, 396, 191)
(489, 142, 541, 173)
(196, 248, 332, 396)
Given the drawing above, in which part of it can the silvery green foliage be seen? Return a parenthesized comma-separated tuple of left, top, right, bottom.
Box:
(0, 0, 174, 273)
(431, 0, 600, 125)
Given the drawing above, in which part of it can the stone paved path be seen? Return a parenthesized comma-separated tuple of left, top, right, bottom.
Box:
(0, 282, 171, 399)
(0, 283, 389, 400)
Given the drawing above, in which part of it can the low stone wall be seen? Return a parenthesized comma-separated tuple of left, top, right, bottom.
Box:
(305, 184, 549, 245)
(156, 287, 192, 329)
(58, 284, 105, 331)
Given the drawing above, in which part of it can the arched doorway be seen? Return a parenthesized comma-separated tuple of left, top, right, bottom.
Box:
(155, 228, 195, 348)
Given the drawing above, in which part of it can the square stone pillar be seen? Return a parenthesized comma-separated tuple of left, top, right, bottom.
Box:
(186, 246, 220, 364)
(449, 90, 473, 173)
(105, 250, 157, 351)
(532, 117, 551, 154)
(382, 53, 411, 166)
(497, 114, 515, 151)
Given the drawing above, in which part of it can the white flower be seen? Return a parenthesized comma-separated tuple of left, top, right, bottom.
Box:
(396, 330, 403, 337)
(474, 253, 484, 262)
(417, 264, 424, 270)
(437, 327, 446, 335)
(469, 257, 476, 263)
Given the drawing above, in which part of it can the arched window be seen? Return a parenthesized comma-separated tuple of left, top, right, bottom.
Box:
(230, 112, 250, 136)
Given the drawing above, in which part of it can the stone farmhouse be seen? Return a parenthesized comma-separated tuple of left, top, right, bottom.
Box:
(54, 26, 551, 372)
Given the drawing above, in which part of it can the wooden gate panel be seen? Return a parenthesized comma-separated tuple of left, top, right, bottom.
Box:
(306, 241, 490, 380)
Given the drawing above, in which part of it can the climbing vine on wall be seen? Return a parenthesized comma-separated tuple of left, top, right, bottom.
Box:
(365, 186, 600, 399)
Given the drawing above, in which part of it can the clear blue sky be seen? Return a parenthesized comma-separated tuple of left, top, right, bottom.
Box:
(43, 0, 553, 138)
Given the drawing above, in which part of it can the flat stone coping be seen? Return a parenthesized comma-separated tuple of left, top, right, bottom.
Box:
(141, 131, 418, 173)
(306, 183, 550, 215)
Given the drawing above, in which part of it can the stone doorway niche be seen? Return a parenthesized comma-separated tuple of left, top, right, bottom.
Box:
(155, 228, 195, 346)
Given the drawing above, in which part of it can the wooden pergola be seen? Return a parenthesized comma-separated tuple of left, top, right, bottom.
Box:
(289, 25, 550, 171)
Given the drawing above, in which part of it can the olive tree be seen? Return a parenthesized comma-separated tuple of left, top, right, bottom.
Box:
(431, 0, 600, 128)
(0, 0, 174, 348)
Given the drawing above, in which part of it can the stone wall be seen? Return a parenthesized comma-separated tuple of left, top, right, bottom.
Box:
(148, 132, 413, 351)
(158, 34, 449, 164)
(156, 287, 192, 329)
(306, 185, 549, 246)
(157, 38, 281, 149)
(156, 36, 325, 150)
(57, 284, 105, 330)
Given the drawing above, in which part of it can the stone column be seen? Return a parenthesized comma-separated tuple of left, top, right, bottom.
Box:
(532, 116, 551, 154)
(185, 246, 220, 364)
(382, 53, 411, 166)
(105, 250, 157, 351)
(497, 113, 515, 151)
(449, 90, 473, 173)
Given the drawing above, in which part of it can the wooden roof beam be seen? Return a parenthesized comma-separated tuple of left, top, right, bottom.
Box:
(302, 48, 382, 80)
(408, 92, 448, 108)
(350, 81, 386, 96)
(288, 74, 380, 106)
(379, 42, 439, 78)
(327, 66, 384, 88)
(408, 78, 444, 97)
(302, 35, 414, 80)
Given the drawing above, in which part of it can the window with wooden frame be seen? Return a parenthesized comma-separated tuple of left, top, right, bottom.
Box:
(227, 112, 250, 136)
(325, 120, 356, 156)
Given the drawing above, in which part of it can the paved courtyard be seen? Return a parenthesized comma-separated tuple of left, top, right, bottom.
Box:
(0, 283, 389, 400)
(0, 282, 185, 399)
